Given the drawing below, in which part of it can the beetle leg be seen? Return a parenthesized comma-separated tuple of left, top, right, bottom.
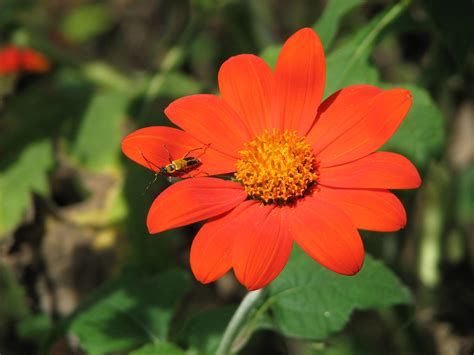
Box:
(184, 143, 211, 158)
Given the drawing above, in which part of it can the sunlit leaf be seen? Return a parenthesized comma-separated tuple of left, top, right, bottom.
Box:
(60, 3, 114, 43)
(382, 84, 445, 167)
(146, 72, 203, 100)
(0, 140, 53, 235)
(259, 45, 280, 69)
(130, 342, 185, 355)
(71, 90, 129, 171)
(265, 247, 412, 339)
(68, 270, 191, 355)
(82, 62, 135, 93)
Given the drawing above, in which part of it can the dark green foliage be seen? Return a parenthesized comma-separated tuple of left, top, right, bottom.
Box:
(66, 270, 191, 354)
(266, 248, 412, 339)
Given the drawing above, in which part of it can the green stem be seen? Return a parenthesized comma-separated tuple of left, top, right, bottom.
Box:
(354, 0, 411, 59)
(335, 0, 411, 90)
(216, 289, 264, 355)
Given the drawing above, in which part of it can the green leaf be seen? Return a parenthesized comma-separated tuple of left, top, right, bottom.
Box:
(16, 313, 52, 345)
(265, 247, 412, 339)
(130, 342, 185, 355)
(456, 163, 474, 224)
(313, 0, 366, 50)
(0, 140, 53, 235)
(146, 72, 203, 100)
(325, 40, 379, 98)
(181, 306, 236, 355)
(68, 270, 191, 355)
(71, 90, 129, 171)
(82, 62, 136, 93)
(259, 45, 280, 69)
(382, 84, 445, 167)
(60, 3, 114, 43)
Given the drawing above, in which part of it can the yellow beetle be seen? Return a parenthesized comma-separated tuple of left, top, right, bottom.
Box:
(141, 144, 209, 190)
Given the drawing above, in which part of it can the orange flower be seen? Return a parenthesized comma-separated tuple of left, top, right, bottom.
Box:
(122, 28, 421, 290)
(21, 48, 50, 73)
(0, 45, 50, 75)
(0, 45, 22, 75)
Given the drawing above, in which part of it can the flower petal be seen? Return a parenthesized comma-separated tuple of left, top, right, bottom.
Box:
(165, 94, 251, 158)
(317, 186, 407, 232)
(272, 28, 326, 135)
(288, 195, 364, 275)
(310, 87, 412, 167)
(21, 48, 50, 72)
(306, 84, 382, 148)
(218, 54, 273, 136)
(122, 126, 237, 176)
(190, 201, 253, 284)
(147, 177, 247, 234)
(232, 203, 293, 290)
(0, 45, 22, 74)
(318, 152, 422, 189)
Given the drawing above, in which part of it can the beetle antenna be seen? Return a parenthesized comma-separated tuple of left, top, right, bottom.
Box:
(139, 150, 161, 172)
(138, 150, 163, 195)
(162, 145, 173, 163)
(143, 172, 160, 195)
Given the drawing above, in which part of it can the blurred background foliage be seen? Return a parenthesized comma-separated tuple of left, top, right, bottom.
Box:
(0, 0, 472, 354)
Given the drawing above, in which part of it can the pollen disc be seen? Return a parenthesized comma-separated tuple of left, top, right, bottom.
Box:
(235, 129, 319, 204)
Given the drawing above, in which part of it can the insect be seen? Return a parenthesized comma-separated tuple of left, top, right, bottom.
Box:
(140, 144, 210, 191)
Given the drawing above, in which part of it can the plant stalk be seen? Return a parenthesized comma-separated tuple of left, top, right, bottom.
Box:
(216, 289, 264, 355)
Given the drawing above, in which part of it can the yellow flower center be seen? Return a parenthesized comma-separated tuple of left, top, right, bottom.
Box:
(235, 129, 318, 205)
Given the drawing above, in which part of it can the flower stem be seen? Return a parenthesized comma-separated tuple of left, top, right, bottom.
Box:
(216, 289, 264, 355)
